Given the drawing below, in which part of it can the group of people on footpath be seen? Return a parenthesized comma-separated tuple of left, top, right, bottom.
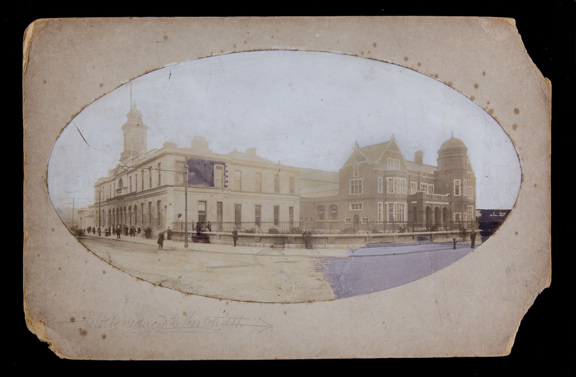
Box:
(85, 223, 479, 251)
(156, 221, 213, 249)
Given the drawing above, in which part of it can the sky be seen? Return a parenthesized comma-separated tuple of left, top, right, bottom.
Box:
(47, 50, 522, 211)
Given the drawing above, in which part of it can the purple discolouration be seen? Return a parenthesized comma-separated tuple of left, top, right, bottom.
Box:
(324, 242, 474, 299)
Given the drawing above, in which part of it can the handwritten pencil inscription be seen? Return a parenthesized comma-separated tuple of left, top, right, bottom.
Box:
(81, 311, 272, 334)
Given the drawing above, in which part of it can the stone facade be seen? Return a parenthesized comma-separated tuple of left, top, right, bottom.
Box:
(89, 105, 302, 236)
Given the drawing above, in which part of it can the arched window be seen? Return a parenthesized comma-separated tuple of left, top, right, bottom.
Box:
(329, 205, 338, 220)
(317, 205, 325, 221)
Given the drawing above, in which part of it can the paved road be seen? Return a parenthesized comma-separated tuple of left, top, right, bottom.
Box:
(78, 234, 475, 303)
(323, 242, 474, 299)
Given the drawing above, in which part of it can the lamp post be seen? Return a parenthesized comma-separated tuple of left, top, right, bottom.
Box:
(98, 189, 101, 230)
(184, 166, 188, 248)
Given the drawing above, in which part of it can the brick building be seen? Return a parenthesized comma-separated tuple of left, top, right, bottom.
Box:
(300, 135, 477, 232)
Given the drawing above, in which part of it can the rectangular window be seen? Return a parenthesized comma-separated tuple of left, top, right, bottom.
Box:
(350, 203, 363, 211)
(274, 205, 280, 226)
(385, 202, 407, 222)
(419, 182, 428, 192)
(255, 172, 262, 192)
(289, 176, 295, 194)
(387, 158, 400, 170)
(349, 178, 363, 195)
(410, 181, 417, 194)
(428, 184, 434, 194)
(149, 167, 152, 188)
(467, 186, 474, 199)
(148, 202, 152, 225)
(141, 170, 145, 190)
(234, 204, 242, 226)
(198, 200, 207, 223)
(377, 177, 384, 194)
(216, 201, 223, 231)
(135, 174, 138, 192)
(255, 205, 261, 226)
(214, 165, 224, 188)
(352, 163, 360, 177)
(377, 201, 384, 222)
(387, 178, 407, 194)
(234, 171, 242, 191)
(454, 212, 462, 222)
(274, 174, 280, 193)
(467, 205, 475, 222)
(157, 163, 162, 186)
(289, 206, 294, 224)
(345, 217, 352, 225)
(129, 176, 132, 192)
(157, 200, 161, 226)
(454, 179, 462, 196)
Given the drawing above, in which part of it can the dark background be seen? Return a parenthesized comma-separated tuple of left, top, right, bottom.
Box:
(10, 1, 573, 374)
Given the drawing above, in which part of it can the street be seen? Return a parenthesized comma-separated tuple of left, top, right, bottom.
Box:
(79, 234, 475, 303)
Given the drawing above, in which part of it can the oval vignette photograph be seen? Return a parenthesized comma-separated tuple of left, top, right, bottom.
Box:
(47, 50, 522, 304)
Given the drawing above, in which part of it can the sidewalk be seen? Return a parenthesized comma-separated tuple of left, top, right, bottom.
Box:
(81, 233, 350, 258)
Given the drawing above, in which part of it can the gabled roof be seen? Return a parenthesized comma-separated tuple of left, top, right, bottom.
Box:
(344, 138, 402, 165)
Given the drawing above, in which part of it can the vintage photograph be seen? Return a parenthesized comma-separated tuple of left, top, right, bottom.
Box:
(47, 50, 522, 303)
(23, 16, 553, 360)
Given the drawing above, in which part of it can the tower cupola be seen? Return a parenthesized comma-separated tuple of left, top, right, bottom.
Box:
(120, 103, 148, 163)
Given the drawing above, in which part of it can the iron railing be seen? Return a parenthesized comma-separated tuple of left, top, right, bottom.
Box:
(170, 220, 478, 235)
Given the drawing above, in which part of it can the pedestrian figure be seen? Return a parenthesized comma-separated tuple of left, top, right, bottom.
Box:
(157, 231, 165, 250)
(302, 229, 312, 249)
(116, 225, 121, 239)
(232, 228, 238, 247)
(167, 227, 172, 240)
(470, 230, 477, 249)
(196, 221, 203, 235)
(206, 221, 212, 232)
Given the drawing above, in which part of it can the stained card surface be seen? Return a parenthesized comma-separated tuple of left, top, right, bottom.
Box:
(23, 16, 551, 359)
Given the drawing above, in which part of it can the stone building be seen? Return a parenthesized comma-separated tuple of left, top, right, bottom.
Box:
(300, 135, 477, 232)
(91, 104, 302, 236)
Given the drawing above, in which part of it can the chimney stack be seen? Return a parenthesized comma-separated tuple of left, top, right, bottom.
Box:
(415, 150, 424, 165)
(190, 136, 211, 154)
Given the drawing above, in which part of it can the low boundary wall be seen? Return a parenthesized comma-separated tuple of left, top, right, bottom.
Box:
(170, 230, 473, 249)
